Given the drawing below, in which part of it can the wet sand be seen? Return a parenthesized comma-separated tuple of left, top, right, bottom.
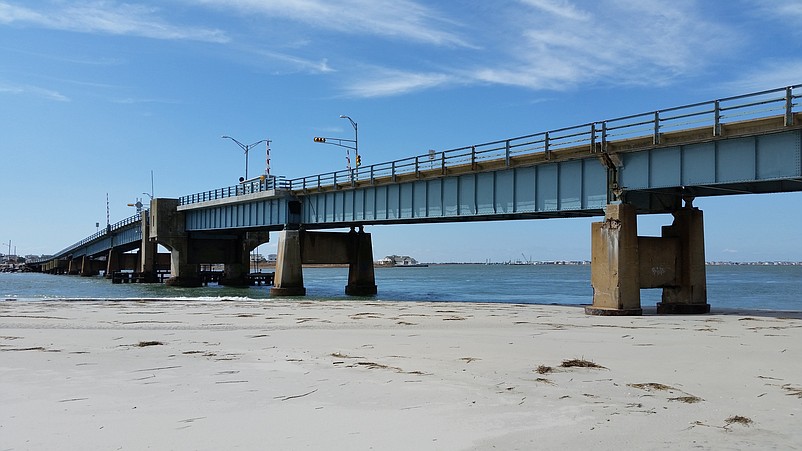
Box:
(2, 299, 801, 450)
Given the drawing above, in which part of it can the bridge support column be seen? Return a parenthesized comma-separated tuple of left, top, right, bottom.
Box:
(165, 241, 202, 287)
(105, 249, 121, 278)
(150, 198, 201, 287)
(656, 206, 710, 314)
(67, 258, 80, 275)
(137, 212, 160, 283)
(587, 201, 710, 315)
(346, 228, 377, 296)
(586, 203, 642, 315)
(220, 231, 270, 287)
(270, 230, 306, 296)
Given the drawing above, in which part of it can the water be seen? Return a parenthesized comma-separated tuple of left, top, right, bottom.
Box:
(1, 265, 800, 312)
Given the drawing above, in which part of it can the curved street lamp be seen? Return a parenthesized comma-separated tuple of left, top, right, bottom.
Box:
(221, 135, 270, 180)
(339, 115, 359, 167)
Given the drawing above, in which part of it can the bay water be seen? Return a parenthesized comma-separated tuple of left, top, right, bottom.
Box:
(2, 264, 800, 312)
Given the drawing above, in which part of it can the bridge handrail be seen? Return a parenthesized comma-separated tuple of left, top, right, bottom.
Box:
(52, 210, 147, 258)
(172, 84, 798, 201)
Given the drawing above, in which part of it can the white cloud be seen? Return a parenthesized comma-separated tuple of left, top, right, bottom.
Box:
(0, 1, 229, 43)
(335, 1, 741, 97)
(518, 0, 591, 21)
(343, 70, 453, 97)
(722, 59, 802, 93)
(194, 0, 472, 48)
(456, 0, 736, 90)
(254, 50, 335, 74)
(0, 81, 69, 101)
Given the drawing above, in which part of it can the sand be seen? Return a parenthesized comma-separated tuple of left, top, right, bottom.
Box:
(1, 299, 801, 450)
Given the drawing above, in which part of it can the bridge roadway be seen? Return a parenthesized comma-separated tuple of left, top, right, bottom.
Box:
(31, 85, 802, 315)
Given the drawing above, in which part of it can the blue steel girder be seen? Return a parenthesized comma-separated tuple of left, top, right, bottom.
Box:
(182, 196, 290, 231)
(180, 158, 609, 231)
(618, 129, 802, 211)
(301, 160, 608, 227)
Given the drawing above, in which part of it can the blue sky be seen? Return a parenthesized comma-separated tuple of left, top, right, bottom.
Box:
(1, 0, 801, 262)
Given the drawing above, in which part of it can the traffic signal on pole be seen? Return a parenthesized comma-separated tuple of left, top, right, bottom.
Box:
(313, 137, 326, 143)
(356, 154, 362, 167)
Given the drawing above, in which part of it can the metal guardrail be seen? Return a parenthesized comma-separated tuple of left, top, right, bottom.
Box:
(179, 176, 291, 205)
(51, 210, 146, 258)
(178, 84, 800, 205)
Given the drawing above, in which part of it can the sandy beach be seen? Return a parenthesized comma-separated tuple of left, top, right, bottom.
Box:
(1, 299, 801, 450)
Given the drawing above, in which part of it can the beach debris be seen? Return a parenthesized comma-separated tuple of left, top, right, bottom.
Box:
(277, 389, 318, 401)
(330, 352, 363, 359)
(136, 341, 163, 347)
(460, 357, 480, 363)
(724, 415, 753, 427)
(350, 312, 382, 319)
(560, 358, 606, 369)
(535, 365, 553, 374)
(534, 377, 553, 384)
(2, 346, 50, 352)
(628, 382, 675, 391)
(669, 395, 704, 404)
(58, 397, 89, 403)
(782, 384, 802, 398)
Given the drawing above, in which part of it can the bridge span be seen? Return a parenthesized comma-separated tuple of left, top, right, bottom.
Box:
(31, 85, 802, 315)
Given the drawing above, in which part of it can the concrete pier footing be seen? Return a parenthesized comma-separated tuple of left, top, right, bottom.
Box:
(587, 202, 710, 315)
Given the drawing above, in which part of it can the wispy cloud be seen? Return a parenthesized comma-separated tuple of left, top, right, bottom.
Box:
(253, 49, 335, 74)
(342, 70, 453, 98)
(722, 59, 802, 93)
(461, 0, 735, 91)
(194, 0, 471, 48)
(0, 1, 228, 43)
(0, 81, 69, 101)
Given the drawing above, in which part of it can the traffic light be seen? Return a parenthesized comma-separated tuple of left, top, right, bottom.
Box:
(356, 154, 362, 167)
(313, 137, 326, 143)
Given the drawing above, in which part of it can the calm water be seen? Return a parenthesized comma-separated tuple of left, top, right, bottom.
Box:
(1, 265, 800, 312)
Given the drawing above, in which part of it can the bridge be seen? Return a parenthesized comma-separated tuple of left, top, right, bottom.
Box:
(30, 85, 802, 315)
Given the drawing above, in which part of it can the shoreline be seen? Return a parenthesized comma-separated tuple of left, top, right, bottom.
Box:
(2, 300, 801, 449)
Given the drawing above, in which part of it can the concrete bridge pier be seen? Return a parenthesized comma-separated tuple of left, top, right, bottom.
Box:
(105, 249, 121, 278)
(219, 231, 271, 287)
(137, 213, 160, 283)
(586, 201, 709, 315)
(587, 203, 642, 315)
(270, 227, 378, 297)
(270, 229, 306, 296)
(150, 198, 202, 287)
(656, 204, 709, 314)
(80, 255, 104, 277)
(345, 228, 378, 296)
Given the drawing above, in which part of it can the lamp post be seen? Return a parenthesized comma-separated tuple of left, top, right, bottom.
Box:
(313, 115, 361, 175)
(339, 115, 358, 168)
(221, 136, 270, 180)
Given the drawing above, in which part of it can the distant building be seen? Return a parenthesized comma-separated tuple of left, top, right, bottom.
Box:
(379, 255, 420, 266)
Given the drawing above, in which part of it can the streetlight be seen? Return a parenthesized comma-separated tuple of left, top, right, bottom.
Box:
(340, 115, 359, 168)
(221, 136, 270, 180)
(313, 115, 361, 172)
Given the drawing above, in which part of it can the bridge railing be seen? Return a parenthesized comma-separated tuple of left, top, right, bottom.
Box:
(174, 84, 800, 202)
(53, 211, 146, 258)
(179, 176, 291, 205)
